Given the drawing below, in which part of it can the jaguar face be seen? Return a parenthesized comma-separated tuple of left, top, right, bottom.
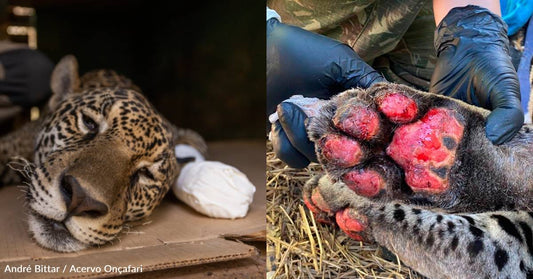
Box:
(24, 55, 205, 252)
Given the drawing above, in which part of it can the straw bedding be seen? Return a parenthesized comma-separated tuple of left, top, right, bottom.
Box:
(266, 143, 425, 279)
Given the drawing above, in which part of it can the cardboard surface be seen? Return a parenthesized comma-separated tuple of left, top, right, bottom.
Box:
(0, 140, 266, 278)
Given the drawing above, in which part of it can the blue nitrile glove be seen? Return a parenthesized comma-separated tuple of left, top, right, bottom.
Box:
(267, 18, 386, 168)
(430, 5, 524, 144)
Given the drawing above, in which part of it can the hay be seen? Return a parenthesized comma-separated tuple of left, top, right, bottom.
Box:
(266, 143, 425, 279)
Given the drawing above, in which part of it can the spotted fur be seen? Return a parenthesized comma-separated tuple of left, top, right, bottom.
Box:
(306, 174, 533, 279)
(0, 55, 206, 252)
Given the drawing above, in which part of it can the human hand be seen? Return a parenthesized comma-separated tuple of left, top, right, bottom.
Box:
(430, 5, 523, 144)
(267, 18, 386, 167)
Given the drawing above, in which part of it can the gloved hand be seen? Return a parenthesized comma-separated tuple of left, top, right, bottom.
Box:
(430, 5, 524, 145)
(267, 18, 386, 168)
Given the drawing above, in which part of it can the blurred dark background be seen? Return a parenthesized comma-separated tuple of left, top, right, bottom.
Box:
(10, 0, 265, 140)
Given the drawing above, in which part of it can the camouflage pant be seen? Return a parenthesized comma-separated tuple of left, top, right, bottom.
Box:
(267, 0, 437, 91)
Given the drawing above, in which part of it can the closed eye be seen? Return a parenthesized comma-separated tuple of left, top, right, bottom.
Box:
(130, 167, 157, 188)
(136, 167, 155, 181)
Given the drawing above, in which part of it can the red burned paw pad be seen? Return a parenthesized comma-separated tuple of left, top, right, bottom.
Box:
(336, 208, 367, 241)
(387, 108, 464, 193)
(377, 93, 418, 123)
(303, 188, 321, 214)
(342, 169, 385, 197)
(309, 187, 332, 214)
(333, 106, 380, 141)
(320, 134, 364, 167)
(303, 193, 332, 224)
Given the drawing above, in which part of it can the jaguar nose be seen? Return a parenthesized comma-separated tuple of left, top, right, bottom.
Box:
(60, 174, 109, 218)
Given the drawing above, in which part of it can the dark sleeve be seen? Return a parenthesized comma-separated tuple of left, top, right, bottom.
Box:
(0, 49, 54, 107)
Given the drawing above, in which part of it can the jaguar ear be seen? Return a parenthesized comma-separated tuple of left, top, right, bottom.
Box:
(48, 55, 80, 111)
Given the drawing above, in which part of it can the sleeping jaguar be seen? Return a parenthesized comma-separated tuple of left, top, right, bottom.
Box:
(302, 83, 533, 279)
(0, 55, 206, 252)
